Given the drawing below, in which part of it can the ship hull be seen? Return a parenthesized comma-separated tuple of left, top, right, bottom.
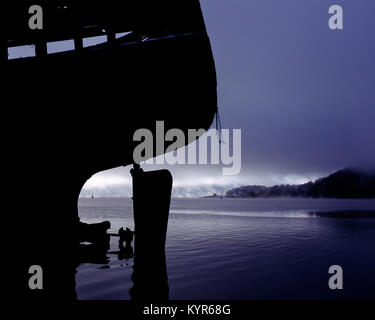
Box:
(6, 32, 217, 175)
(4, 1, 217, 300)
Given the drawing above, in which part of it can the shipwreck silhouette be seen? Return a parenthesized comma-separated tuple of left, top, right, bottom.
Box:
(4, 0, 217, 300)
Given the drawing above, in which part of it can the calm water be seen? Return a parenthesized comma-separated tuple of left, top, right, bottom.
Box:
(77, 198, 375, 299)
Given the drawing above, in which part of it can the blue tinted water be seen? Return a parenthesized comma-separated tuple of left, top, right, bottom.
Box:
(77, 198, 375, 299)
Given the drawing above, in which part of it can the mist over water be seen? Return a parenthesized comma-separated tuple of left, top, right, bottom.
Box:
(77, 198, 375, 299)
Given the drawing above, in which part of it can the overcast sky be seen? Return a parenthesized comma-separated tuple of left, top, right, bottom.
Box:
(15, 1, 374, 197)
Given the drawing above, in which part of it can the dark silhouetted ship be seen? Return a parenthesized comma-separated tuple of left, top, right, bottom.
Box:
(4, 0, 216, 196)
(4, 0, 217, 299)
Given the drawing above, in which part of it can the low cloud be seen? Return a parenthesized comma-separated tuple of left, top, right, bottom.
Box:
(79, 164, 322, 198)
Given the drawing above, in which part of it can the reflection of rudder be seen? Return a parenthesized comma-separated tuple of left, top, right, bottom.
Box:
(130, 167, 172, 300)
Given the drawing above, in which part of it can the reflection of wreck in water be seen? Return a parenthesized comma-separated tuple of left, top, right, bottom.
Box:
(5, 0, 217, 300)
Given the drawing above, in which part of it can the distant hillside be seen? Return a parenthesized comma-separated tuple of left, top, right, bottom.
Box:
(225, 168, 375, 199)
